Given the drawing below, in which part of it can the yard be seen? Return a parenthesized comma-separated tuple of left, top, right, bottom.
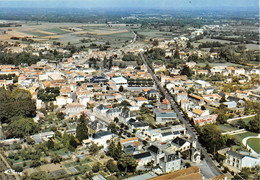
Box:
(231, 131, 258, 144)
(217, 124, 238, 133)
(246, 138, 260, 154)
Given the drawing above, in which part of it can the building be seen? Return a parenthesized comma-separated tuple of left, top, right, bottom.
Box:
(223, 101, 237, 109)
(135, 97, 149, 107)
(171, 137, 191, 152)
(175, 93, 188, 103)
(193, 114, 218, 126)
(159, 154, 181, 173)
(133, 152, 152, 168)
(224, 151, 260, 172)
(91, 131, 114, 148)
(110, 76, 128, 91)
(65, 103, 85, 117)
(147, 145, 165, 164)
(155, 111, 177, 124)
(195, 80, 211, 88)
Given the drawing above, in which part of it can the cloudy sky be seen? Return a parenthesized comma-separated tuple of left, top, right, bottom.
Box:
(0, 0, 258, 9)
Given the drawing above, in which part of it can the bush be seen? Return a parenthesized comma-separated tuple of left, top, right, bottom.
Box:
(13, 165, 23, 172)
(92, 163, 100, 173)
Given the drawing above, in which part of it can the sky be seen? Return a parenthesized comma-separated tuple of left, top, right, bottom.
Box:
(0, 0, 258, 9)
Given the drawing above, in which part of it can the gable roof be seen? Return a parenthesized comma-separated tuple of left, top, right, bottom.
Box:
(172, 137, 188, 147)
(147, 145, 160, 154)
(133, 152, 151, 160)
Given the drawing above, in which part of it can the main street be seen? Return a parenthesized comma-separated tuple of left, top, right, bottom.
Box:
(140, 52, 222, 178)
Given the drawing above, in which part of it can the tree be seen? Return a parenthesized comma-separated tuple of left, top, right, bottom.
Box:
(109, 56, 113, 69)
(7, 117, 40, 138)
(92, 163, 100, 173)
(46, 139, 55, 150)
(248, 115, 260, 133)
(119, 85, 124, 92)
(114, 142, 123, 160)
(235, 119, 247, 129)
(152, 40, 159, 46)
(219, 94, 226, 103)
(106, 159, 118, 173)
(173, 49, 180, 59)
(51, 154, 62, 164)
(108, 123, 117, 134)
(117, 154, 137, 172)
(89, 143, 99, 156)
(114, 117, 119, 123)
(29, 171, 47, 180)
(76, 115, 89, 142)
(180, 65, 192, 77)
(0, 87, 36, 123)
(199, 124, 226, 154)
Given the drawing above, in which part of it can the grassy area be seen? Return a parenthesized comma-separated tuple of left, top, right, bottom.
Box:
(44, 28, 69, 34)
(217, 124, 238, 132)
(198, 62, 240, 67)
(247, 138, 260, 154)
(22, 31, 50, 37)
(75, 164, 92, 171)
(230, 117, 254, 126)
(231, 131, 258, 143)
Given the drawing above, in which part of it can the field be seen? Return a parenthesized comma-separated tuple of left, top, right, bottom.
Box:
(0, 21, 136, 46)
(197, 38, 232, 44)
(198, 62, 240, 67)
(217, 124, 238, 133)
(230, 131, 258, 143)
(247, 138, 260, 154)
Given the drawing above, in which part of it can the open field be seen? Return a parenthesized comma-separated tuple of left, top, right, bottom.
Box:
(198, 62, 241, 67)
(0, 21, 136, 46)
(247, 138, 260, 154)
(217, 124, 238, 133)
(197, 38, 232, 44)
(230, 131, 258, 143)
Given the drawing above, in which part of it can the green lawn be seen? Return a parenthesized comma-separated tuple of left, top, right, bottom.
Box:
(247, 138, 260, 154)
(217, 124, 238, 132)
(44, 28, 68, 34)
(22, 31, 50, 37)
(231, 131, 258, 143)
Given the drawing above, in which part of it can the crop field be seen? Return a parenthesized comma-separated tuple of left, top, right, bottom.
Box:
(198, 38, 232, 44)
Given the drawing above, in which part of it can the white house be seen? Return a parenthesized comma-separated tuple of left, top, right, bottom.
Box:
(91, 131, 114, 148)
(171, 137, 191, 152)
(194, 80, 211, 88)
(65, 103, 85, 117)
(224, 151, 260, 172)
(135, 97, 149, 107)
(159, 154, 181, 173)
(56, 96, 73, 107)
(110, 76, 128, 91)
(133, 152, 153, 168)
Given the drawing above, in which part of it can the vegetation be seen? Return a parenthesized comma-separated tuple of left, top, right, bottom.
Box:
(0, 87, 36, 124)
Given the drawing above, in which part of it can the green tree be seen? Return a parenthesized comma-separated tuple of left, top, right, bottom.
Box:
(173, 49, 180, 59)
(0, 87, 36, 123)
(51, 154, 62, 164)
(108, 123, 117, 134)
(199, 124, 226, 154)
(248, 115, 260, 133)
(180, 65, 192, 77)
(29, 171, 47, 180)
(89, 143, 99, 156)
(106, 159, 118, 173)
(119, 85, 124, 92)
(76, 117, 89, 142)
(117, 154, 137, 172)
(7, 117, 40, 138)
(92, 162, 100, 173)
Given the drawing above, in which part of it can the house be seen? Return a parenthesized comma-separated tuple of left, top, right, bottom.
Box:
(195, 80, 211, 88)
(147, 145, 165, 164)
(193, 114, 218, 126)
(119, 109, 136, 123)
(31, 131, 55, 144)
(65, 103, 85, 117)
(159, 154, 181, 173)
(133, 152, 152, 168)
(171, 137, 191, 152)
(90, 75, 108, 85)
(56, 96, 73, 106)
(94, 104, 109, 114)
(147, 89, 159, 99)
(160, 99, 171, 110)
(110, 76, 128, 91)
(135, 97, 149, 107)
(224, 151, 260, 172)
(129, 121, 149, 132)
(204, 87, 214, 95)
(106, 107, 121, 121)
(91, 131, 114, 148)
(180, 100, 190, 111)
(155, 111, 177, 124)
(192, 109, 209, 117)
(223, 101, 237, 109)
(175, 93, 188, 103)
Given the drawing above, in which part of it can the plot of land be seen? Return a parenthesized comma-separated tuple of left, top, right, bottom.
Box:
(247, 138, 260, 154)
(231, 131, 258, 143)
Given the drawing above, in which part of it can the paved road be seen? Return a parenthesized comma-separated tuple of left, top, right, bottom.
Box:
(140, 53, 222, 178)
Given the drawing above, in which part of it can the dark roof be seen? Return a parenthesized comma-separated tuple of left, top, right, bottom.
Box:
(132, 121, 149, 128)
(127, 118, 136, 125)
(96, 104, 108, 110)
(161, 127, 171, 131)
(227, 96, 242, 102)
(160, 154, 179, 162)
(226, 151, 245, 159)
(161, 132, 172, 137)
(93, 131, 112, 139)
(147, 145, 160, 154)
(172, 137, 187, 147)
(133, 152, 151, 160)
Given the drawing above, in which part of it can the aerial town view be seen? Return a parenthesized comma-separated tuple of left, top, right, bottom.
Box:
(0, 0, 259, 179)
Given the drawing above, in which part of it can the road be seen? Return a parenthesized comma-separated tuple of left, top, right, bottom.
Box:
(140, 52, 222, 178)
